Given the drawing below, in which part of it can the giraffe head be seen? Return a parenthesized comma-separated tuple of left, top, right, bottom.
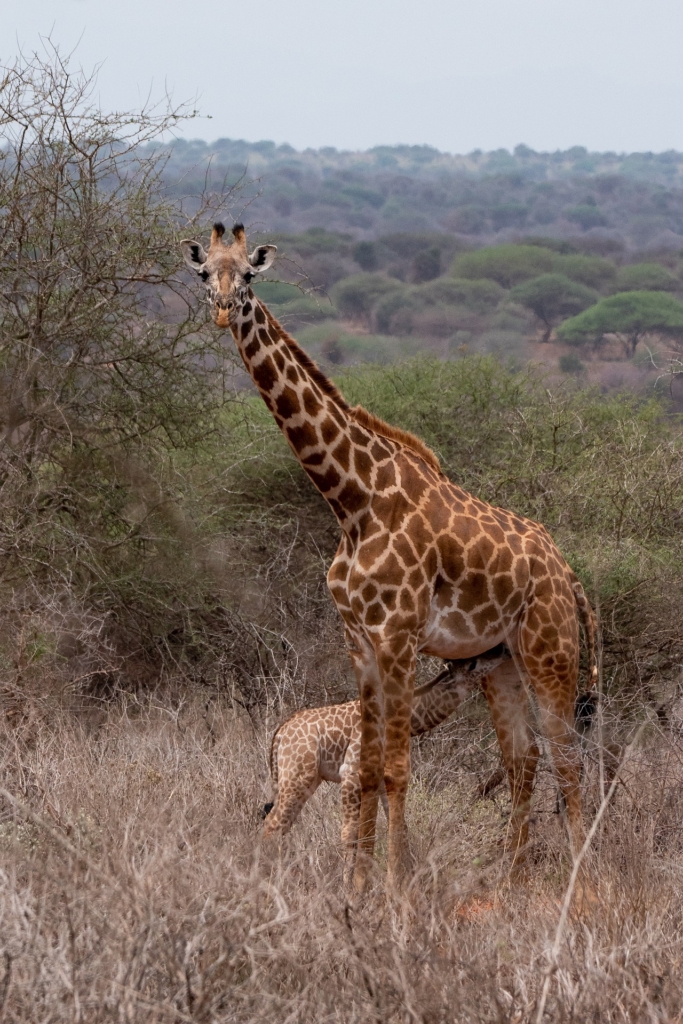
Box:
(180, 222, 277, 329)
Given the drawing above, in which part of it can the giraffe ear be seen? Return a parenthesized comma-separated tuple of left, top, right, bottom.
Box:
(180, 239, 208, 273)
(248, 244, 277, 273)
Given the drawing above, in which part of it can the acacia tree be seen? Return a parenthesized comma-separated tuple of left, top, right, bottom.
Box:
(614, 262, 680, 293)
(511, 273, 597, 342)
(557, 291, 683, 357)
(0, 47, 240, 679)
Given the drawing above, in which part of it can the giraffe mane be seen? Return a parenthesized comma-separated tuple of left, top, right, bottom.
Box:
(262, 304, 441, 473)
(349, 406, 441, 473)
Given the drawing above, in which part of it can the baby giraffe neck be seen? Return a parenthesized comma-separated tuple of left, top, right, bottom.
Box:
(230, 296, 376, 528)
(410, 678, 471, 736)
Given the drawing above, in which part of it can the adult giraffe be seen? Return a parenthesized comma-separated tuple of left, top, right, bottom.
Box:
(181, 223, 598, 892)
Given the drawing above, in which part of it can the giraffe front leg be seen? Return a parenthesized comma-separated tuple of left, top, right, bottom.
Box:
(376, 633, 417, 893)
(340, 766, 361, 887)
(346, 635, 384, 894)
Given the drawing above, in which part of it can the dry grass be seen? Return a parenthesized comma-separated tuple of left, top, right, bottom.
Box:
(0, 685, 682, 1023)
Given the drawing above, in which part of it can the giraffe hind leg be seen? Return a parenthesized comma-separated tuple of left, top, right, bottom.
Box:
(534, 682, 585, 857)
(481, 659, 539, 865)
(520, 602, 585, 858)
(262, 771, 321, 838)
(379, 781, 389, 818)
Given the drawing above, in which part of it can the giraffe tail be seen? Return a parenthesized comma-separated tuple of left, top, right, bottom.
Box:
(261, 722, 282, 819)
(572, 578, 598, 689)
(571, 578, 599, 737)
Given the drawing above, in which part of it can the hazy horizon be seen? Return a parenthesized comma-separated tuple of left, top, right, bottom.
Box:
(5, 0, 683, 155)
(161, 138, 683, 159)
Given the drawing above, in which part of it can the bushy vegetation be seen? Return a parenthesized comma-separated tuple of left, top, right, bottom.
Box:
(1, 52, 681, 700)
(251, 233, 683, 368)
(158, 138, 683, 250)
(150, 138, 683, 367)
(0, 50, 239, 694)
(6, 50, 683, 1024)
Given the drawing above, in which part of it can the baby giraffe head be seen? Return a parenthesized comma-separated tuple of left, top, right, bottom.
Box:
(446, 643, 510, 683)
(180, 222, 277, 329)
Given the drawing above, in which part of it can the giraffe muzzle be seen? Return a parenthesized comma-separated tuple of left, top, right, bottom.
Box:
(213, 297, 236, 328)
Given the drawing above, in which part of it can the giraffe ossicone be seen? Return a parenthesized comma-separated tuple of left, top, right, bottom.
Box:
(181, 223, 599, 892)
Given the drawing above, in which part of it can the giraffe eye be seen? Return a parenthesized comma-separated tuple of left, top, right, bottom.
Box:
(200, 270, 209, 282)
(244, 271, 254, 283)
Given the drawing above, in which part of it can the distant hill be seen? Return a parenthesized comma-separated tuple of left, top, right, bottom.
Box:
(158, 139, 683, 251)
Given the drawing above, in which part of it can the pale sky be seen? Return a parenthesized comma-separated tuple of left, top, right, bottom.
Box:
(4, 0, 683, 154)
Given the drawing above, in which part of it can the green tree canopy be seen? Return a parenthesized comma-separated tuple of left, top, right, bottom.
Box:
(373, 287, 416, 333)
(412, 246, 441, 282)
(450, 244, 615, 291)
(331, 273, 401, 318)
(565, 203, 609, 230)
(416, 277, 505, 314)
(353, 241, 378, 271)
(554, 253, 616, 290)
(511, 274, 598, 342)
(614, 262, 680, 292)
(557, 291, 683, 357)
(451, 245, 555, 288)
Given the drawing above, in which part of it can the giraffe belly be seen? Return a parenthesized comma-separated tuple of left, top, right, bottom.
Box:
(318, 729, 353, 783)
(418, 607, 518, 660)
(319, 762, 343, 783)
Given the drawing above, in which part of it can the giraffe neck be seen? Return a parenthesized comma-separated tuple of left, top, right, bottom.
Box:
(410, 677, 470, 736)
(230, 295, 385, 530)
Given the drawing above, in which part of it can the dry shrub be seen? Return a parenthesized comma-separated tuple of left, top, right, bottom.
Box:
(0, 683, 682, 1023)
(0, 46, 249, 691)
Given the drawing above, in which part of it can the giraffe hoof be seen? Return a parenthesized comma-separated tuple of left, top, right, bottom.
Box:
(352, 855, 372, 894)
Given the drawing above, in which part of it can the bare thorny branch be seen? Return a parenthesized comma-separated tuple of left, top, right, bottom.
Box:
(0, 44, 262, 685)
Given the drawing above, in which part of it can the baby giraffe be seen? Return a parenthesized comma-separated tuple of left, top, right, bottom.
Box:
(263, 644, 510, 852)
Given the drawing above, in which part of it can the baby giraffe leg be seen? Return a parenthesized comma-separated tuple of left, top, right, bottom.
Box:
(263, 760, 321, 838)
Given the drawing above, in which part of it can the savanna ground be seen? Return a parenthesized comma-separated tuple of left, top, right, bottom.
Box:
(4, 353, 683, 1022)
(2, 660, 683, 1022)
(4, 50, 683, 1023)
